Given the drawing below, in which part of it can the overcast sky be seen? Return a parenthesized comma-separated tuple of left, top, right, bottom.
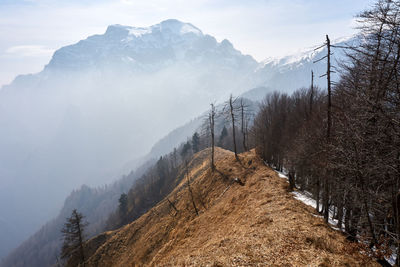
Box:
(0, 0, 376, 87)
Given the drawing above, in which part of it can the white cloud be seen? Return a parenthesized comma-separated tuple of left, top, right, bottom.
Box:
(5, 45, 54, 57)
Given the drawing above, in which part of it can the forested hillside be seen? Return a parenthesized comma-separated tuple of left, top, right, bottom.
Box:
(251, 1, 400, 265)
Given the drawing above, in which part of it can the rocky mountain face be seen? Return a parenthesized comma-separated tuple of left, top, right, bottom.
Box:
(245, 36, 357, 100)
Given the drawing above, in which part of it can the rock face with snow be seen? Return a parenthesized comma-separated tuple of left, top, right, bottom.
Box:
(244, 36, 356, 100)
(46, 19, 257, 73)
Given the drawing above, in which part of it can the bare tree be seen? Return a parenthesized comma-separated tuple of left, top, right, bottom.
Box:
(240, 99, 250, 152)
(209, 103, 216, 171)
(309, 70, 314, 116)
(225, 94, 240, 161)
(167, 198, 178, 215)
(185, 161, 198, 216)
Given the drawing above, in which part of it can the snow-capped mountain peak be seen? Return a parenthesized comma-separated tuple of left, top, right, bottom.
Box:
(106, 19, 203, 39)
(261, 35, 355, 69)
(45, 19, 254, 71)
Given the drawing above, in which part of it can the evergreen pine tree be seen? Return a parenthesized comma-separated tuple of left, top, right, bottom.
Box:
(61, 209, 88, 265)
(191, 132, 200, 153)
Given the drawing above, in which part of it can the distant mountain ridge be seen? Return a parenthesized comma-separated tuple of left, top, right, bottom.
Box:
(250, 35, 357, 97)
(45, 19, 257, 73)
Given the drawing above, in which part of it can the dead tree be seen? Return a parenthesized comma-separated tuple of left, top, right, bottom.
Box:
(167, 198, 178, 214)
(209, 103, 216, 171)
(240, 99, 250, 152)
(326, 35, 332, 140)
(313, 35, 333, 223)
(397, 191, 400, 266)
(186, 161, 198, 216)
(309, 70, 314, 116)
(225, 94, 240, 161)
(323, 35, 332, 223)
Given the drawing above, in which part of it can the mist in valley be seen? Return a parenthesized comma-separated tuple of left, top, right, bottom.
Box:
(0, 20, 260, 259)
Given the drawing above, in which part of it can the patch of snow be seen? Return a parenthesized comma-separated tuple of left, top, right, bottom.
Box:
(122, 56, 136, 63)
(180, 24, 202, 35)
(273, 164, 396, 265)
(260, 34, 355, 69)
(291, 188, 344, 231)
(387, 249, 396, 266)
(292, 191, 317, 210)
(129, 27, 152, 37)
(273, 167, 344, 231)
(276, 171, 288, 179)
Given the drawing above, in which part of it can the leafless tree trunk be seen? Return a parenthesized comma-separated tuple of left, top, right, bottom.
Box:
(240, 99, 249, 152)
(167, 198, 178, 213)
(186, 161, 198, 216)
(326, 35, 332, 140)
(228, 94, 239, 161)
(323, 35, 332, 223)
(316, 177, 320, 213)
(209, 103, 216, 171)
(310, 70, 314, 116)
(396, 191, 400, 266)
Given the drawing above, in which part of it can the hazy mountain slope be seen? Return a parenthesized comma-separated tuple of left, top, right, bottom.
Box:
(0, 160, 154, 267)
(148, 118, 203, 160)
(147, 97, 258, 160)
(79, 148, 376, 266)
(0, 19, 259, 259)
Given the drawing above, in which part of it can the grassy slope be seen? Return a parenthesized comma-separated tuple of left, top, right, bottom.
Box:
(82, 148, 378, 266)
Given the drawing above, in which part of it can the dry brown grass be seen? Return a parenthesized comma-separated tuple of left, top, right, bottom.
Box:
(84, 148, 378, 267)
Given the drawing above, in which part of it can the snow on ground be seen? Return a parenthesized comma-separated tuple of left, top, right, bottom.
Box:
(387, 250, 396, 265)
(292, 191, 317, 210)
(274, 169, 396, 265)
(276, 171, 288, 179)
(274, 169, 341, 230)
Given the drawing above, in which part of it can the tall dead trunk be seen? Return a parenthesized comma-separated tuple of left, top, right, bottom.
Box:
(209, 104, 216, 171)
(186, 161, 198, 216)
(336, 193, 345, 230)
(240, 99, 248, 152)
(288, 170, 295, 191)
(229, 95, 239, 161)
(310, 70, 314, 116)
(396, 191, 400, 266)
(323, 35, 332, 223)
(323, 174, 329, 223)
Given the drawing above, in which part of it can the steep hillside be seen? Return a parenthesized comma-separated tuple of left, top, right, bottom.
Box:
(0, 161, 153, 267)
(79, 148, 376, 266)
